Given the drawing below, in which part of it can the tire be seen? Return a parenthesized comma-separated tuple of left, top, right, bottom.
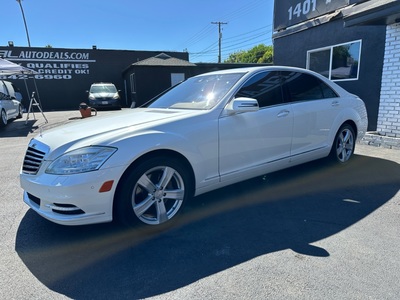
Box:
(16, 105, 23, 119)
(115, 156, 193, 227)
(330, 124, 355, 163)
(0, 109, 7, 127)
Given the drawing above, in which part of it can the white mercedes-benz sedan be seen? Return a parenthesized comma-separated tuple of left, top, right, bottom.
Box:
(20, 66, 368, 227)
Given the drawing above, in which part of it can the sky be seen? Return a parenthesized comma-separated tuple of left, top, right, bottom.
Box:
(3, 0, 274, 63)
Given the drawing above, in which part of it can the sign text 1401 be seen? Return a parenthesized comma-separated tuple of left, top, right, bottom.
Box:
(288, 0, 317, 21)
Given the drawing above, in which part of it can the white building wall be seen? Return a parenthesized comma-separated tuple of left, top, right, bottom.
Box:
(378, 23, 400, 138)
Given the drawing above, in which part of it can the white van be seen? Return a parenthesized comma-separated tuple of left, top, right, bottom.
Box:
(0, 80, 23, 127)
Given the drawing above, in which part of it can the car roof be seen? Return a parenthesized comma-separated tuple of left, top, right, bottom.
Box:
(193, 65, 349, 96)
(197, 65, 320, 76)
(91, 82, 115, 86)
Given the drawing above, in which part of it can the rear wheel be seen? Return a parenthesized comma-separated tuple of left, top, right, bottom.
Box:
(0, 109, 7, 127)
(330, 124, 355, 163)
(17, 105, 23, 119)
(115, 156, 192, 227)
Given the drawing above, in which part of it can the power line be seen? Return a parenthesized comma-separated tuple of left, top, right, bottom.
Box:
(177, 24, 215, 50)
(177, 0, 265, 50)
(223, 30, 271, 51)
(176, 0, 273, 62)
(219, 0, 266, 22)
(189, 24, 272, 62)
(223, 24, 272, 42)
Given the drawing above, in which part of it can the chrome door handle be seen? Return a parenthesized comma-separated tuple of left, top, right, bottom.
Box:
(277, 110, 290, 117)
(332, 100, 339, 107)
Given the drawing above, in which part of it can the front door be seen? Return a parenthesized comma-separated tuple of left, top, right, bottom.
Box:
(219, 71, 293, 181)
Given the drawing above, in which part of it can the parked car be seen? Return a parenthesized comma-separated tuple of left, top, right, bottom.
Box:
(0, 80, 23, 127)
(86, 82, 121, 109)
(20, 66, 368, 227)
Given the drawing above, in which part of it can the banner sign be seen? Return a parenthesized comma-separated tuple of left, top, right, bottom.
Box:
(0, 46, 189, 110)
(274, 0, 349, 31)
(0, 49, 95, 80)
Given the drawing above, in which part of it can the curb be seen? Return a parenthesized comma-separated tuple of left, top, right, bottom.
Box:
(361, 132, 400, 150)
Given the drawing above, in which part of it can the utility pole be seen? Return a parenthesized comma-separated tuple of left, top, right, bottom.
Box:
(211, 21, 227, 63)
(16, 0, 31, 47)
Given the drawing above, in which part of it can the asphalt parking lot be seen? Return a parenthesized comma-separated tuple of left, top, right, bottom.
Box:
(1, 110, 399, 299)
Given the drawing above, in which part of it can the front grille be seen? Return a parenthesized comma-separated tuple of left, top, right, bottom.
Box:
(22, 146, 46, 175)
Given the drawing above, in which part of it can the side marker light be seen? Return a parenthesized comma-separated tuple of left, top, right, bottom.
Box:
(99, 180, 114, 193)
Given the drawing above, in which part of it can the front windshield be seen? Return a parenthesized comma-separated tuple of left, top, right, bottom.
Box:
(90, 85, 117, 93)
(147, 73, 244, 110)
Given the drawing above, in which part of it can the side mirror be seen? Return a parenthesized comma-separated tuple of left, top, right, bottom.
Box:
(226, 97, 259, 114)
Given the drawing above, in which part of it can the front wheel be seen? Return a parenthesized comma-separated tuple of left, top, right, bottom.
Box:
(115, 156, 193, 227)
(330, 124, 355, 163)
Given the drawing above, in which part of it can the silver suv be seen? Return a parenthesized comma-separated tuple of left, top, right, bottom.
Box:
(87, 82, 121, 110)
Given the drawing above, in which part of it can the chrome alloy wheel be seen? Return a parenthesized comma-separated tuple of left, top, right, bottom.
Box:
(0, 110, 7, 127)
(132, 165, 185, 225)
(335, 127, 354, 163)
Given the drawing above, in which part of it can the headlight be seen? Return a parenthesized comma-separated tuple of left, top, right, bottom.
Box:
(46, 146, 117, 175)
(88, 94, 95, 100)
(113, 93, 120, 99)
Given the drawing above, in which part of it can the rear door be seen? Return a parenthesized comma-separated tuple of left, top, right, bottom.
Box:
(281, 71, 341, 159)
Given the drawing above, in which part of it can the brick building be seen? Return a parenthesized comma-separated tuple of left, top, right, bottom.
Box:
(379, 23, 400, 138)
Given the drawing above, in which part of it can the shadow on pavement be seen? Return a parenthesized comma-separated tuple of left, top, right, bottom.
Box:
(0, 119, 39, 137)
(15, 155, 400, 299)
(0, 111, 85, 138)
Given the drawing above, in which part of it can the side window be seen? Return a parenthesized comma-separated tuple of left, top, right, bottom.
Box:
(319, 82, 338, 98)
(0, 81, 11, 100)
(235, 71, 283, 108)
(281, 71, 337, 102)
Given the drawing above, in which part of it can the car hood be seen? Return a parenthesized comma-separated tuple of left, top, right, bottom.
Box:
(91, 92, 116, 98)
(34, 108, 203, 159)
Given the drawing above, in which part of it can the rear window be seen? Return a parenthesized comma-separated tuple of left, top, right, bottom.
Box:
(281, 71, 338, 102)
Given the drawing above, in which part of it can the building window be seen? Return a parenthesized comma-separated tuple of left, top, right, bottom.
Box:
(171, 73, 185, 87)
(307, 40, 362, 81)
(130, 73, 136, 93)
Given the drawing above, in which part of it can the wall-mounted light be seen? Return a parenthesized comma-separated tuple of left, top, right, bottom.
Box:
(8, 41, 14, 47)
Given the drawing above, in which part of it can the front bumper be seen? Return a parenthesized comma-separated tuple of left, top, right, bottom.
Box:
(20, 165, 126, 226)
(89, 99, 121, 109)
